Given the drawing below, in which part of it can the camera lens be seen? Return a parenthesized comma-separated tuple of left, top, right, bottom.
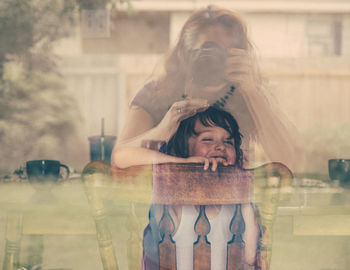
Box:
(189, 42, 227, 86)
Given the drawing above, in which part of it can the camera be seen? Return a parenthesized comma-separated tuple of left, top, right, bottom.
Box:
(189, 42, 228, 87)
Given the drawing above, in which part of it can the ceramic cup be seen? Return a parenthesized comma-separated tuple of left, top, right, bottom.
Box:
(26, 160, 70, 184)
(328, 159, 350, 187)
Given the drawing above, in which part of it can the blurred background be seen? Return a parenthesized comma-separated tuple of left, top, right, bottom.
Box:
(1, 0, 350, 174)
(0, 1, 350, 270)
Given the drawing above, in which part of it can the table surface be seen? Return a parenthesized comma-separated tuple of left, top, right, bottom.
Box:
(0, 180, 96, 235)
(0, 177, 349, 235)
(1, 175, 349, 270)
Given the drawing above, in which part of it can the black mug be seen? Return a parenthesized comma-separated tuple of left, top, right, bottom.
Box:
(328, 159, 350, 187)
(26, 160, 70, 184)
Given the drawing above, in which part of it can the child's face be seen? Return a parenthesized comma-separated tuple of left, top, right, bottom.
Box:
(188, 120, 236, 164)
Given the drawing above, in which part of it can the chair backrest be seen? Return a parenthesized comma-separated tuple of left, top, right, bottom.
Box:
(82, 161, 293, 270)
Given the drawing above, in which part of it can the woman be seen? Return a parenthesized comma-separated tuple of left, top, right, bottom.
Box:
(112, 5, 300, 171)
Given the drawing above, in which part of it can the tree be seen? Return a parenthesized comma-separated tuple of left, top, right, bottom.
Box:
(0, 0, 82, 173)
(0, 0, 77, 78)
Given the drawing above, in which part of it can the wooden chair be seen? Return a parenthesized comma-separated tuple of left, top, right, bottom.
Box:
(82, 161, 293, 270)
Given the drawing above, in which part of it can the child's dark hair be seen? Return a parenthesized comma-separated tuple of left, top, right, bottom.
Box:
(165, 106, 244, 167)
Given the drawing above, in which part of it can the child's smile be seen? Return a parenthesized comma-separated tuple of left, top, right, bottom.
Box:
(188, 120, 236, 165)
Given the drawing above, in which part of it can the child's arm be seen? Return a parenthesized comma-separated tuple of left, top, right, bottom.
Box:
(241, 203, 259, 266)
(112, 146, 227, 170)
(112, 146, 185, 168)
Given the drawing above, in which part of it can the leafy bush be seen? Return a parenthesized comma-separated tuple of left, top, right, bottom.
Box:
(0, 64, 82, 173)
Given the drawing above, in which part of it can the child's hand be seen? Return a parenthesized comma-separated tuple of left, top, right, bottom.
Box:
(184, 156, 230, 171)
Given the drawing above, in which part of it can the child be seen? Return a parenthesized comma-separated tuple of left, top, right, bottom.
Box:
(141, 106, 259, 270)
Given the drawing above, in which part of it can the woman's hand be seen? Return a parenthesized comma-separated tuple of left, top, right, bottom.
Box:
(184, 156, 230, 172)
(225, 48, 257, 91)
(157, 98, 209, 141)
